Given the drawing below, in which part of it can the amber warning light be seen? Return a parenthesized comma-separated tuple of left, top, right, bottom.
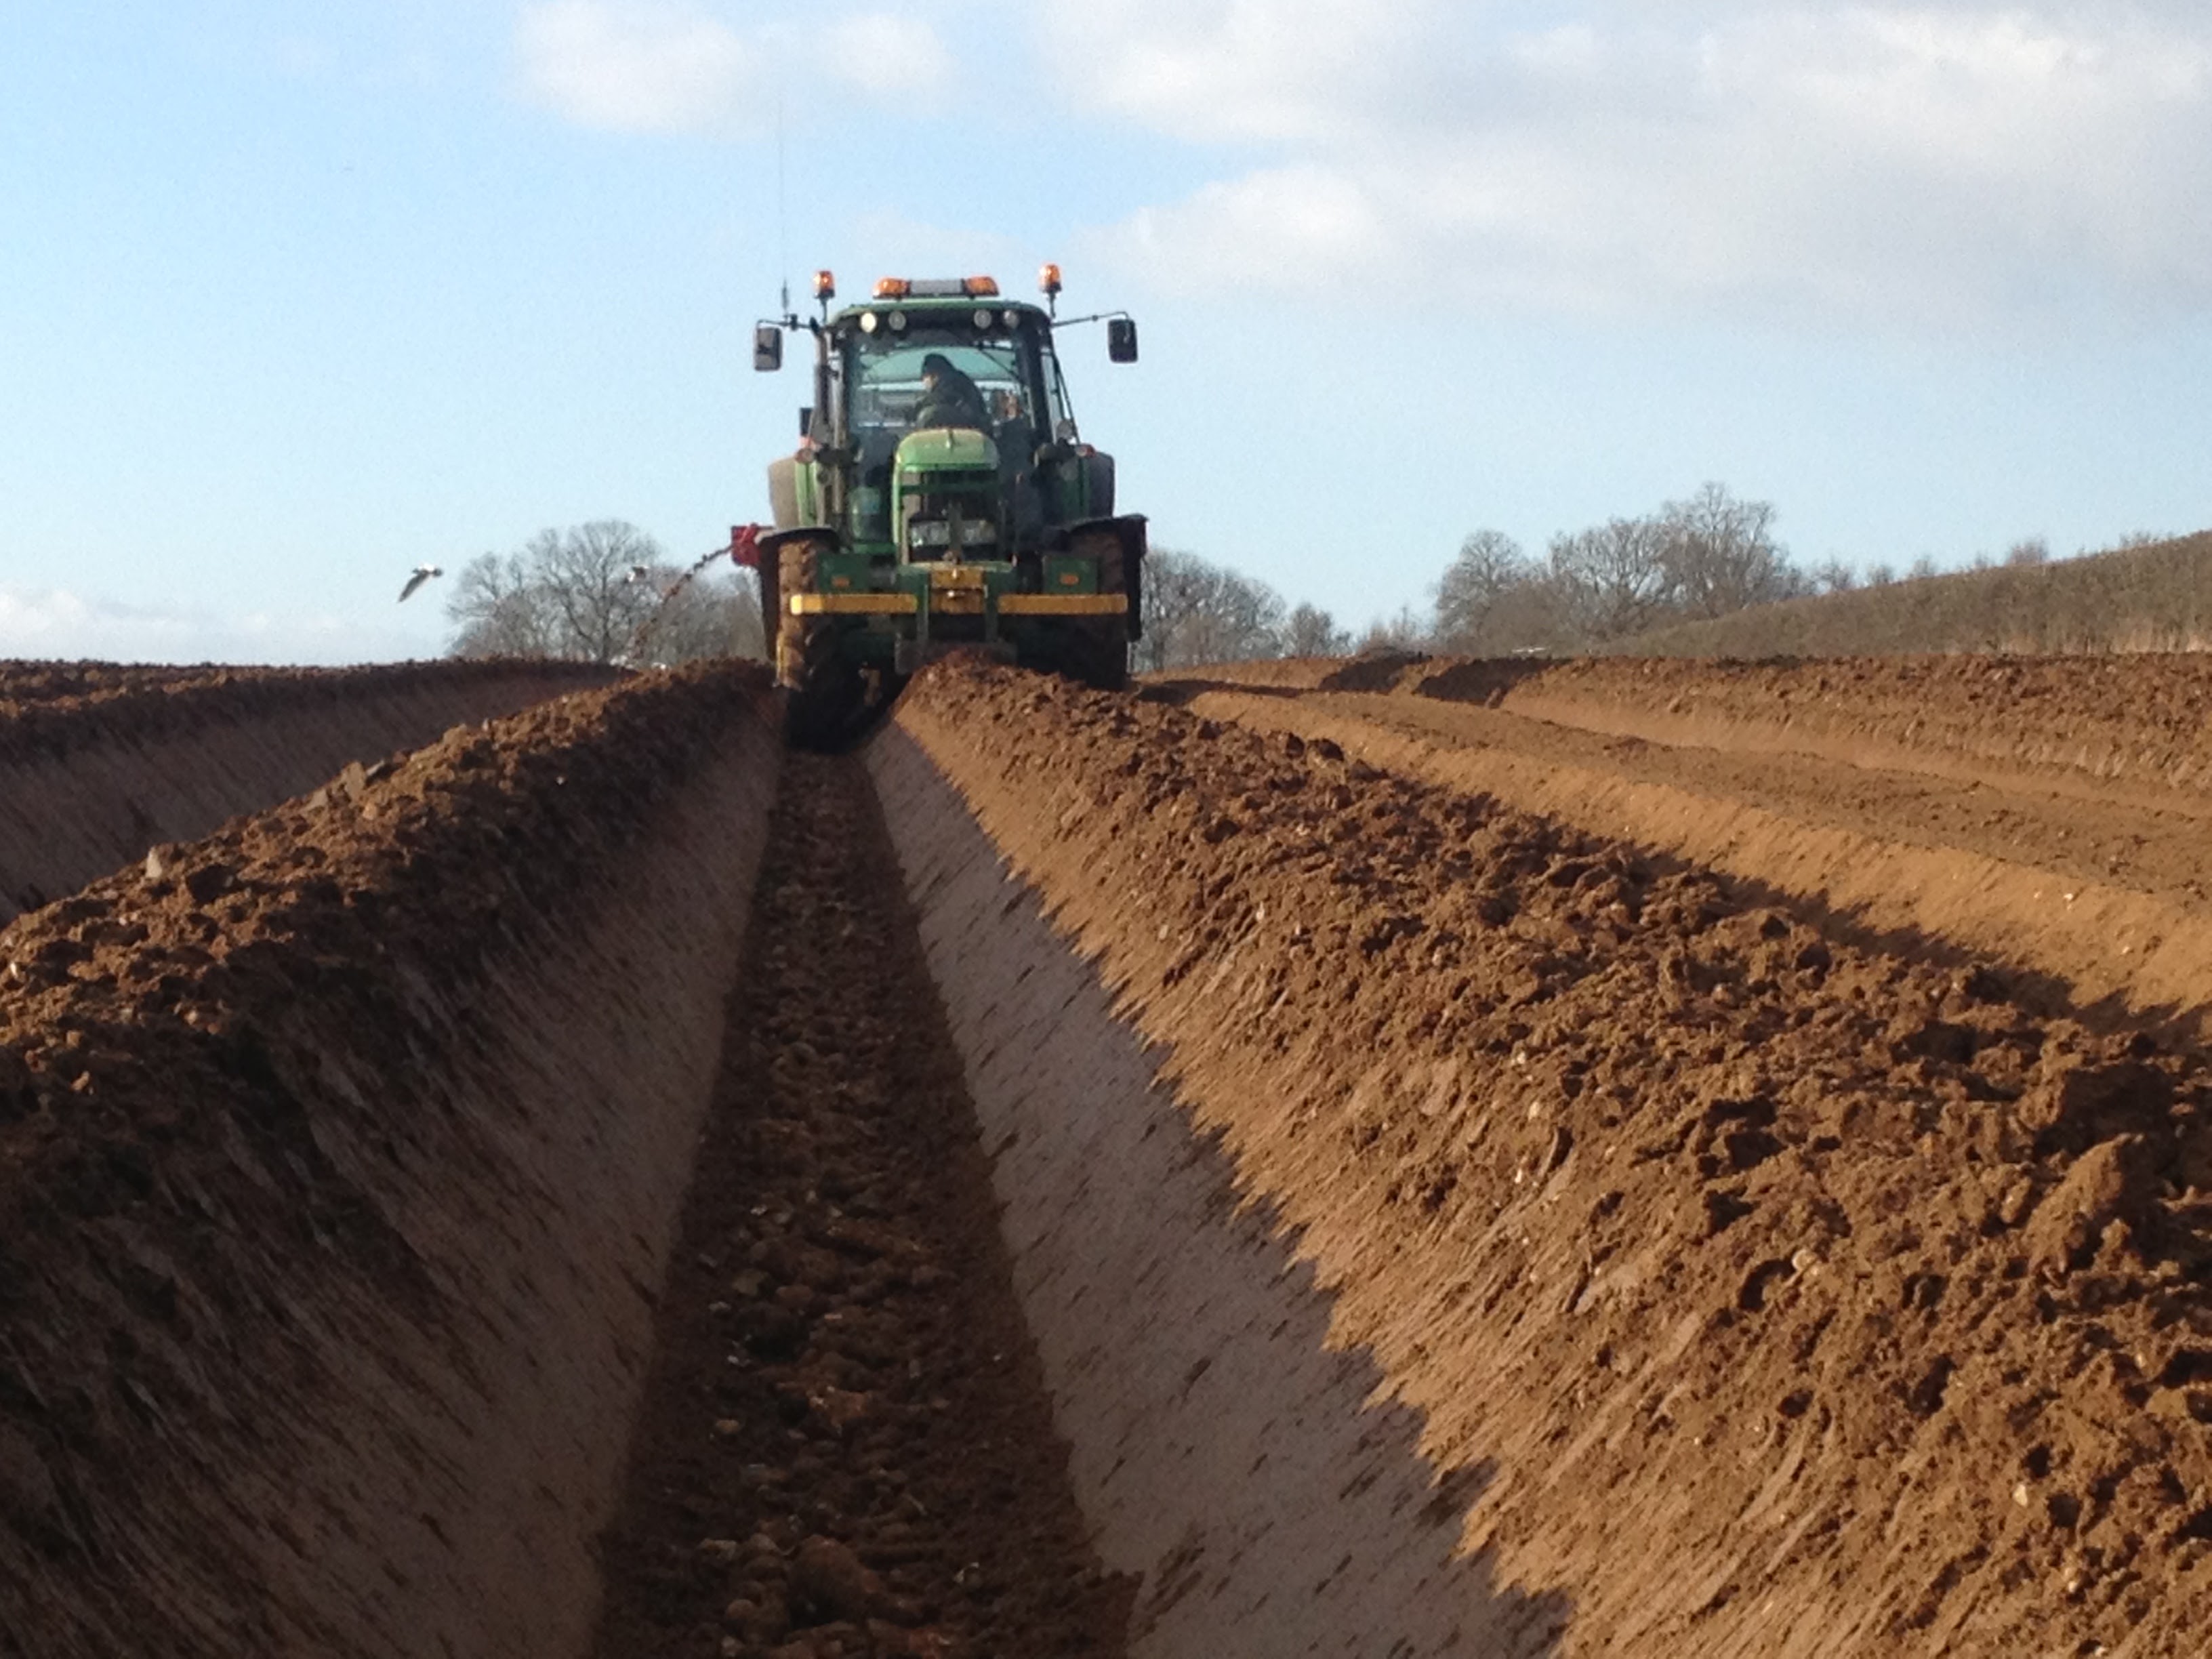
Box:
(1039, 263, 1063, 298)
(813, 270, 836, 300)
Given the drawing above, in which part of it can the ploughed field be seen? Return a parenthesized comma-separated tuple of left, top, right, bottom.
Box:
(3, 652, 2211, 1657)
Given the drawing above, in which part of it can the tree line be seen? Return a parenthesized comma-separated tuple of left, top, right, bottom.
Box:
(445, 521, 764, 665)
(1137, 483, 1841, 668)
(1433, 482, 1843, 655)
(443, 483, 1891, 671)
(1616, 529, 2207, 658)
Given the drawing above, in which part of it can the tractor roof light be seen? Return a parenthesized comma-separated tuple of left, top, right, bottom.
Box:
(964, 275, 1000, 297)
(813, 270, 836, 300)
(874, 276, 912, 299)
(1039, 262, 1063, 298)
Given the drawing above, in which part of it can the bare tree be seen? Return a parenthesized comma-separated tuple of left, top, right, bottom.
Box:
(447, 550, 560, 658)
(447, 520, 759, 664)
(636, 568, 766, 664)
(1660, 483, 1798, 619)
(1284, 602, 1351, 657)
(1356, 606, 1431, 652)
(1548, 516, 1675, 643)
(1434, 529, 1536, 650)
(2005, 537, 2051, 567)
(1136, 550, 1288, 671)
(535, 521, 663, 664)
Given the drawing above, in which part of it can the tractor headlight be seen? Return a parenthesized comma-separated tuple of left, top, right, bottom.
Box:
(859, 311, 879, 334)
(888, 310, 909, 332)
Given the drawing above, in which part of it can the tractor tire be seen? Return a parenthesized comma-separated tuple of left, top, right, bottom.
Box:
(773, 536, 864, 750)
(1058, 623, 1130, 693)
(782, 621, 862, 750)
(772, 540, 824, 691)
(1071, 517, 1144, 643)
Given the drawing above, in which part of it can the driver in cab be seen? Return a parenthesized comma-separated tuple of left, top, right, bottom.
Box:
(914, 352, 991, 432)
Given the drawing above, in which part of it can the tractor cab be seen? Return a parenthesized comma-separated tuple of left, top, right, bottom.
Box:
(829, 279, 1078, 566)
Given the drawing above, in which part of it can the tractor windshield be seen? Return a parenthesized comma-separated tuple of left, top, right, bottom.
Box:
(846, 337, 1031, 438)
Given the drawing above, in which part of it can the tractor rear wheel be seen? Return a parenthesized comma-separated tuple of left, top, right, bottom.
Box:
(774, 538, 863, 750)
(1057, 623, 1129, 693)
(783, 621, 863, 749)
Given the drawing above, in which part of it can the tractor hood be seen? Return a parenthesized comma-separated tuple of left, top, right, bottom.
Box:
(894, 427, 999, 474)
(892, 428, 1005, 562)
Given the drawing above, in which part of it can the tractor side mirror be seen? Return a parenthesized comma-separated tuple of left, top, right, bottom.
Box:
(753, 324, 784, 371)
(1107, 317, 1139, 363)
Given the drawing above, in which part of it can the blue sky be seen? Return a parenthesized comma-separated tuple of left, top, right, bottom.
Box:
(5, 1, 2211, 662)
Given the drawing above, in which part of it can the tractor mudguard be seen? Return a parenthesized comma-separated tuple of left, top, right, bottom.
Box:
(1065, 515, 1148, 640)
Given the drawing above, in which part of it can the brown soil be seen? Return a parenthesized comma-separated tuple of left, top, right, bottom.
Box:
(1, 665, 775, 1656)
(894, 658, 2212, 1656)
(0, 660, 613, 768)
(589, 750, 1130, 1659)
(0, 663, 229, 709)
(1168, 660, 2212, 1040)
(0, 660, 615, 924)
(1295, 651, 2212, 812)
(869, 728, 1574, 1656)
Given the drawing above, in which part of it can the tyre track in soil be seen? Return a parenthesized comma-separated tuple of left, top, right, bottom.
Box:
(590, 751, 1130, 1659)
(1164, 671, 2212, 1039)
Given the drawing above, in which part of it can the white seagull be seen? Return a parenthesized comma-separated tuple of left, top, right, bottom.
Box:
(398, 565, 443, 602)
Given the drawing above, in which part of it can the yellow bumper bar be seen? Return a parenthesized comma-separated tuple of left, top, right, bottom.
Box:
(790, 591, 1127, 617)
(996, 594, 1130, 617)
(788, 593, 918, 615)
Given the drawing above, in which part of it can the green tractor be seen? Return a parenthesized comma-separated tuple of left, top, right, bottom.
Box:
(749, 264, 1146, 745)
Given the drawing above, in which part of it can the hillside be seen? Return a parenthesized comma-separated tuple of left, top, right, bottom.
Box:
(1611, 530, 2212, 657)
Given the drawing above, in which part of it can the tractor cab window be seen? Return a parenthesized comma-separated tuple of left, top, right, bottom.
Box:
(1041, 346, 1077, 440)
(846, 335, 1035, 442)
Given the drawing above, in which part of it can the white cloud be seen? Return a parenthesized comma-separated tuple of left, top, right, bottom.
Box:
(827, 13, 956, 95)
(514, 2, 958, 134)
(1040, 0, 1452, 143)
(1046, 1, 2212, 325)
(516, 0, 766, 135)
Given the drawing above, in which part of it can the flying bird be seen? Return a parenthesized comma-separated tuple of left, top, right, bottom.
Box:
(398, 565, 443, 602)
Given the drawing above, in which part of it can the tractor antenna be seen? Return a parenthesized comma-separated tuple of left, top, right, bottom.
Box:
(775, 96, 791, 320)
